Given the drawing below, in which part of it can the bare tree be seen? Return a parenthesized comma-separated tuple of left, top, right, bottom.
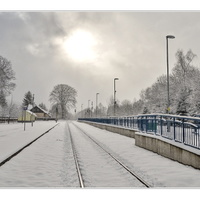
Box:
(0, 55, 16, 107)
(49, 84, 77, 119)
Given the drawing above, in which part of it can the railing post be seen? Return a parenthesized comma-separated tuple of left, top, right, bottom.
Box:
(137, 117, 140, 131)
(173, 117, 176, 140)
(182, 118, 185, 143)
(160, 116, 163, 136)
(167, 117, 171, 132)
(146, 116, 148, 133)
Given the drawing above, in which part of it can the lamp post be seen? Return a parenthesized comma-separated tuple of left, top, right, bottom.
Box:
(166, 35, 175, 114)
(88, 100, 90, 118)
(81, 104, 83, 118)
(91, 101, 93, 117)
(114, 78, 119, 116)
(31, 94, 34, 126)
(96, 93, 99, 117)
(56, 104, 58, 123)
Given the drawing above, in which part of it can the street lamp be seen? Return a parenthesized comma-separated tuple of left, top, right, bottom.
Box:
(114, 78, 119, 116)
(91, 101, 93, 117)
(166, 35, 175, 114)
(88, 100, 90, 118)
(81, 104, 83, 118)
(96, 93, 99, 117)
(31, 94, 34, 126)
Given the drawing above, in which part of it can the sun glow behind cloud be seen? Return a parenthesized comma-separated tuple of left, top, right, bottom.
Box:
(63, 29, 98, 62)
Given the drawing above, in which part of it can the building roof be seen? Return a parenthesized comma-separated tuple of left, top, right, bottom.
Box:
(26, 110, 37, 117)
(30, 105, 51, 116)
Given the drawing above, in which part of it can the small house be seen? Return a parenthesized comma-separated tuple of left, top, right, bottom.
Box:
(30, 105, 51, 119)
(18, 110, 37, 122)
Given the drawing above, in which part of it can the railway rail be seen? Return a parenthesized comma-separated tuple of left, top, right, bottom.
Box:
(68, 121, 151, 188)
(67, 123, 85, 188)
(0, 123, 59, 167)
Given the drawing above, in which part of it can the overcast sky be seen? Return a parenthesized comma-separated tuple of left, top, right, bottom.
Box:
(1, 11, 200, 112)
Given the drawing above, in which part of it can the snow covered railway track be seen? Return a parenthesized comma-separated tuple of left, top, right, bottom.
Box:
(70, 122, 151, 188)
(0, 123, 59, 167)
(67, 123, 85, 188)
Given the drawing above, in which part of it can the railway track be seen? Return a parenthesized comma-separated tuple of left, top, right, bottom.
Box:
(68, 123, 84, 188)
(0, 123, 59, 167)
(68, 121, 152, 188)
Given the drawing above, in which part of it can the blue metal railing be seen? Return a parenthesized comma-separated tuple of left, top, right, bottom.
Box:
(78, 114, 200, 150)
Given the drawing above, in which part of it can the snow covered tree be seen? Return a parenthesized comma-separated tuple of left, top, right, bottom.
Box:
(49, 103, 61, 119)
(98, 103, 107, 117)
(0, 55, 16, 108)
(0, 90, 7, 107)
(106, 96, 120, 116)
(49, 84, 77, 119)
(22, 91, 33, 108)
(106, 96, 114, 116)
(119, 99, 133, 116)
(172, 49, 197, 115)
(176, 88, 191, 115)
(140, 75, 168, 114)
(38, 102, 48, 111)
(132, 99, 144, 115)
(7, 98, 20, 119)
(138, 49, 199, 115)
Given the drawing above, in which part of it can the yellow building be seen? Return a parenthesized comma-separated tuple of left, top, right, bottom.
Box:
(18, 110, 37, 122)
(30, 105, 51, 119)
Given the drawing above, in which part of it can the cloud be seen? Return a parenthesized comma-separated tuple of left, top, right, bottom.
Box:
(1, 11, 200, 111)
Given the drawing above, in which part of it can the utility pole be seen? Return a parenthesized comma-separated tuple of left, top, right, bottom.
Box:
(166, 35, 175, 114)
(114, 78, 119, 116)
(96, 93, 99, 117)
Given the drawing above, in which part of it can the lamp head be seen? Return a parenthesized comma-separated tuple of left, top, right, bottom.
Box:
(166, 35, 175, 39)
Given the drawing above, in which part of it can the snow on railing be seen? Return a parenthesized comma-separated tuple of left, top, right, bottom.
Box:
(78, 114, 200, 150)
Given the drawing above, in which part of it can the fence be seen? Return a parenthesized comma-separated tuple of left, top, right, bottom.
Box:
(0, 117, 18, 124)
(78, 114, 200, 150)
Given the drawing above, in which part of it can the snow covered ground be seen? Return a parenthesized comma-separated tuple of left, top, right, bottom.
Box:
(0, 120, 79, 187)
(74, 121, 200, 188)
(0, 120, 199, 199)
(0, 120, 200, 188)
(0, 121, 59, 163)
(69, 122, 146, 187)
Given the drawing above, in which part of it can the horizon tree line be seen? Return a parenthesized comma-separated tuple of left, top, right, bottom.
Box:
(1, 49, 200, 119)
(77, 49, 200, 117)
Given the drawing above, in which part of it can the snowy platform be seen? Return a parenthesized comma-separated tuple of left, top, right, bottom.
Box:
(80, 120, 200, 170)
